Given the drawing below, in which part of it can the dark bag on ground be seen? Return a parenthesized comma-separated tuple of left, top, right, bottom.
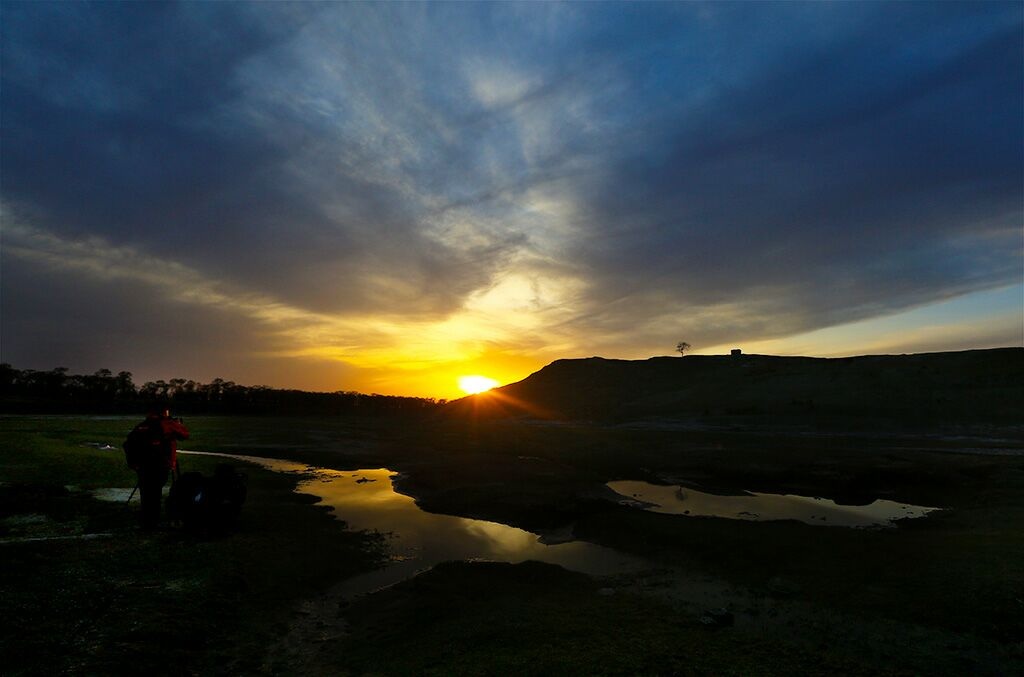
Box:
(167, 464, 247, 531)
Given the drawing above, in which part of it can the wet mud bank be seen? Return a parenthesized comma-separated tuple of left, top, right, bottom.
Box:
(187, 421, 1024, 660)
(325, 421, 1024, 661)
(372, 422, 1024, 533)
(8, 416, 1020, 675)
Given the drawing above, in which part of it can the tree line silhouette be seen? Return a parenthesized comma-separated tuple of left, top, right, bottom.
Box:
(0, 364, 445, 416)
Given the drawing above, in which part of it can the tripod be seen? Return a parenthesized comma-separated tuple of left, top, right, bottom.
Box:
(125, 462, 181, 504)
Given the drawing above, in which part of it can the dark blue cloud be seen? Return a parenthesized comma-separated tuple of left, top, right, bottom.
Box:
(1, 0, 1021, 374)
(2, 1, 517, 316)
(2, 1, 301, 242)
(560, 3, 1022, 340)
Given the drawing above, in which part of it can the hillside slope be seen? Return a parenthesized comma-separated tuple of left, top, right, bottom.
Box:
(449, 348, 1023, 424)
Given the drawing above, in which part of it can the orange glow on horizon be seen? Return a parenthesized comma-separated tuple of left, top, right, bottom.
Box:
(458, 375, 499, 394)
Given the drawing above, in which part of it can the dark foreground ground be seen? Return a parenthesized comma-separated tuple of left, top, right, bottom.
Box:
(2, 415, 1023, 675)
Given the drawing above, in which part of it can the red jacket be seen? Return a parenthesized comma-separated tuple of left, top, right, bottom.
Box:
(159, 416, 190, 470)
(132, 415, 190, 470)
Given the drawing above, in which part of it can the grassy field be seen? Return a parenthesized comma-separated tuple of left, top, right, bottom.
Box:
(2, 415, 1022, 674)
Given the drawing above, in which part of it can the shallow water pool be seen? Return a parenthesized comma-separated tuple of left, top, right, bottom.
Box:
(607, 480, 941, 527)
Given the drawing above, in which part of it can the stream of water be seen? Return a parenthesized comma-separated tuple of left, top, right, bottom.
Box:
(180, 451, 648, 596)
(167, 451, 941, 597)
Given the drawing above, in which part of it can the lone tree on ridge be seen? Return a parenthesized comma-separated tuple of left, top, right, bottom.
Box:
(676, 341, 691, 356)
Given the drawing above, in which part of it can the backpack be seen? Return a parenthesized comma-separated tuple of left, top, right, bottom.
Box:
(166, 471, 206, 524)
(206, 464, 248, 526)
(123, 418, 165, 470)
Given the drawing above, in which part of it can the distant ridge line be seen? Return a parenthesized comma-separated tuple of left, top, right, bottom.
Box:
(449, 347, 1023, 424)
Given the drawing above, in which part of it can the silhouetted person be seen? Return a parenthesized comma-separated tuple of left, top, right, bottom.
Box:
(125, 407, 189, 530)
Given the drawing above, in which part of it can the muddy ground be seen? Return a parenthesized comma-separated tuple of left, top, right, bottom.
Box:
(2, 415, 1022, 675)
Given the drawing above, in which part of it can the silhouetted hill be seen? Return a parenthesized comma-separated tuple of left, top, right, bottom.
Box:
(449, 348, 1024, 424)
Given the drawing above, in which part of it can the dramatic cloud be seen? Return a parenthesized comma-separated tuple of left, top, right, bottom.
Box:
(2, 2, 1021, 396)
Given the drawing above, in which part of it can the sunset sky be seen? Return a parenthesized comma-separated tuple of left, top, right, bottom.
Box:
(2, 2, 1021, 399)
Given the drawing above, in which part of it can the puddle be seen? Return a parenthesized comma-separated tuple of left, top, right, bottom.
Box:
(607, 480, 941, 528)
(91, 488, 135, 502)
(0, 533, 113, 545)
(181, 451, 648, 596)
(91, 486, 169, 503)
(3, 513, 51, 526)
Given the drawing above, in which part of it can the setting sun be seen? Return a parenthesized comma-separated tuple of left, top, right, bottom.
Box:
(458, 375, 499, 395)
